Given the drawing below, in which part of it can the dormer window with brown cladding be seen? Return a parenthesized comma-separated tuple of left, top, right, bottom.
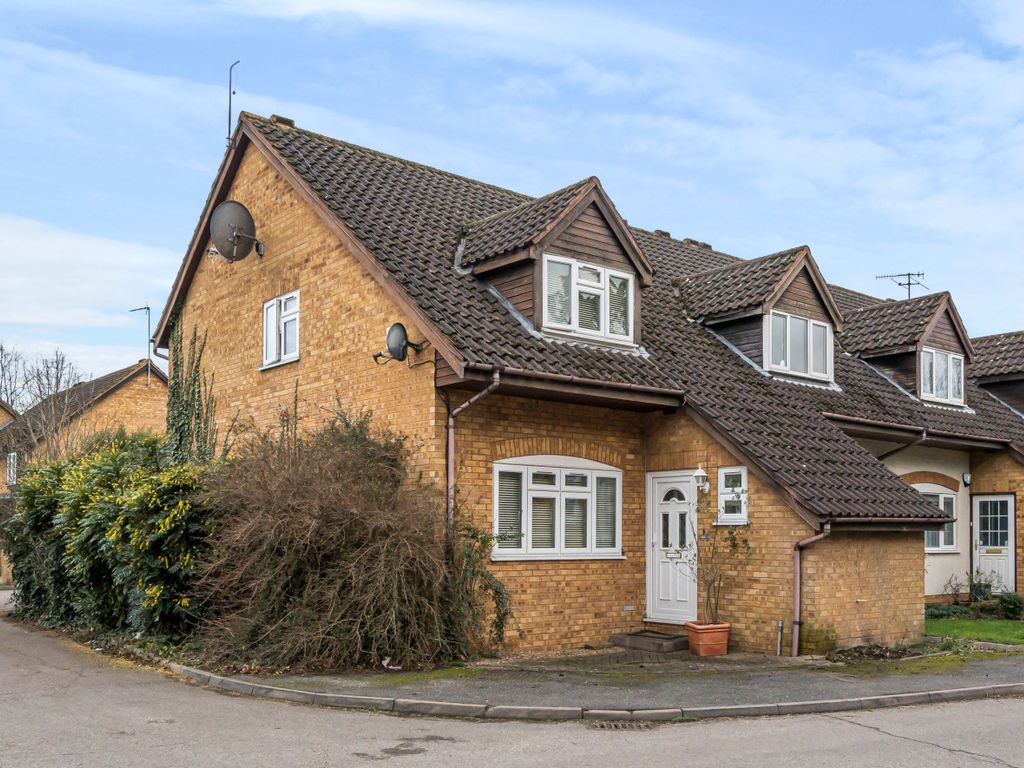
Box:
(542, 254, 634, 344)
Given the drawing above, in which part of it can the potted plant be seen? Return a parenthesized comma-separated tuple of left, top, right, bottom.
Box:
(675, 490, 751, 656)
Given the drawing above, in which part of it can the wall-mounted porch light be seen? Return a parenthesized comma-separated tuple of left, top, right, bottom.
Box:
(962, 472, 972, 488)
(693, 466, 710, 494)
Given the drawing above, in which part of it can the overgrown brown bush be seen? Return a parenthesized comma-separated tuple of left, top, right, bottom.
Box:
(195, 408, 510, 671)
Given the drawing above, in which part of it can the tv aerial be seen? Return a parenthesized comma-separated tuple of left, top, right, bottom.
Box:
(208, 200, 264, 261)
(373, 323, 430, 365)
(876, 271, 927, 300)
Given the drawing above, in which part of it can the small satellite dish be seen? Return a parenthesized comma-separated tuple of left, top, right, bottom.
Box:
(386, 323, 412, 361)
(210, 200, 263, 261)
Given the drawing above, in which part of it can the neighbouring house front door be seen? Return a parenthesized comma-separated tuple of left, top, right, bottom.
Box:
(645, 471, 697, 624)
(973, 495, 1016, 593)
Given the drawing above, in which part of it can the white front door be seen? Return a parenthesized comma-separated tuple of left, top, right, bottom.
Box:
(973, 495, 1016, 593)
(646, 472, 697, 624)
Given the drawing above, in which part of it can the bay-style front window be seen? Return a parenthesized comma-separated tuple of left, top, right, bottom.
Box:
(493, 456, 622, 559)
(766, 311, 833, 382)
(542, 254, 633, 343)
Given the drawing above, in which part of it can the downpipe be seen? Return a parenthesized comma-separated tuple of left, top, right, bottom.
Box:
(792, 523, 831, 657)
(446, 370, 501, 537)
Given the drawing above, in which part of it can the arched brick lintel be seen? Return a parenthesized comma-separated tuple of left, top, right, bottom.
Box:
(488, 437, 626, 469)
(900, 470, 960, 492)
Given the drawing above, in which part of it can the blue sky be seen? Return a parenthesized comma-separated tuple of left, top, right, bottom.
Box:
(2, 1, 1024, 377)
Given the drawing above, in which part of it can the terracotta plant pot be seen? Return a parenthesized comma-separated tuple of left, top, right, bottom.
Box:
(685, 621, 731, 656)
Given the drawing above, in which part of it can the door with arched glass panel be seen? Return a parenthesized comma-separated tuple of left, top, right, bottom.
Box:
(646, 472, 697, 623)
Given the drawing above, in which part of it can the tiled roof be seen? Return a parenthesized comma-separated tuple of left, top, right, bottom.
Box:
(829, 284, 882, 315)
(2, 360, 160, 444)
(839, 293, 947, 356)
(971, 331, 1024, 379)
(459, 178, 594, 267)
(674, 247, 803, 320)
(234, 114, 1024, 524)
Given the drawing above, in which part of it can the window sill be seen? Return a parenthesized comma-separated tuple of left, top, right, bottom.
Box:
(259, 356, 300, 372)
(925, 549, 960, 555)
(713, 518, 749, 527)
(540, 327, 639, 350)
(491, 552, 626, 562)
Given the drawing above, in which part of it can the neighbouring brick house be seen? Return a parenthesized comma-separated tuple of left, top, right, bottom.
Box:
(153, 113, 1024, 654)
(0, 359, 168, 582)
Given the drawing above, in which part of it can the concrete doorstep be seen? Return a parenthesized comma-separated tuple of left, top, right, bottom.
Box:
(164, 662, 1024, 722)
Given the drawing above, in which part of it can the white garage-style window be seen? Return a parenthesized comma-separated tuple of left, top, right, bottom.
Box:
(262, 290, 300, 368)
(542, 254, 633, 344)
(716, 466, 748, 524)
(922, 492, 956, 552)
(920, 347, 964, 405)
(765, 311, 833, 382)
(493, 455, 622, 560)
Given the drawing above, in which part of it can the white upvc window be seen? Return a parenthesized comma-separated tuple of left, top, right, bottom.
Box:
(716, 466, 748, 524)
(542, 254, 634, 343)
(493, 455, 622, 560)
(262, 290, 300, 368)
(5, 452, 16, 486)
(766, 311, 833, 382)
(920, 347, 964, 405)
(922, 492, 956, 552)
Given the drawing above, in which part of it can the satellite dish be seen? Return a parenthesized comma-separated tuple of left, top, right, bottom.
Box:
(210, 200, 262, 261)
(386, 323, 411, 361)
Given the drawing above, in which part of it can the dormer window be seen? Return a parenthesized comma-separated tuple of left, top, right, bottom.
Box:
(766, 311, 833, 381)
(921, 347, 964, 405)
(542, 254, 633, 343)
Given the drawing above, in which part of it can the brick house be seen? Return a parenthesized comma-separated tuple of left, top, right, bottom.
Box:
(153, 113, 1024, 654)
(0, 359, 168, 582)
(0, 359, 168, 493)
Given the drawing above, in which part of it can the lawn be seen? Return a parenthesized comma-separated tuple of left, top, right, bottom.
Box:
(926, 618, 1024, 644)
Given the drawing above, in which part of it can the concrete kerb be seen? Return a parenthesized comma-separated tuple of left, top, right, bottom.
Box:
(162, 662, 1024, 722)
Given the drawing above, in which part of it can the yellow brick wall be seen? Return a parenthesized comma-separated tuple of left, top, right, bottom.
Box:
(175, 144, 443, 480)
(969, 450, 1024, 593)
(645, 411, 812, 653)
(801, 531, 924, 651)
(453, 393, 648, 651)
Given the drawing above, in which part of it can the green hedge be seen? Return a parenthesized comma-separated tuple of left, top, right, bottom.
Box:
(1, 433, 205, 637)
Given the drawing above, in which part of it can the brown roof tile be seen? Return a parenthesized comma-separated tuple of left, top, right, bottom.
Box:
(839, 293, 947, 356)
(459, 178, 594, 267)
(674, 247, 804, 320)
(971, 331, 1024, 379)
(229, 114, 1024, 524)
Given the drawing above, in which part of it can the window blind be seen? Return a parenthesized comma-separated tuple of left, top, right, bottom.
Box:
(496, 471, 523, 549)
(563, 498, 588, 548)
(596, 476, 616, 548)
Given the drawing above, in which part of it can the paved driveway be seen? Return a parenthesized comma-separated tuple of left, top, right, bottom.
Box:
(1, 596, 1023, 767)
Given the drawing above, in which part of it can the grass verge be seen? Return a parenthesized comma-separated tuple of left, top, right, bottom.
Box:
(926, 618, 1024, 645)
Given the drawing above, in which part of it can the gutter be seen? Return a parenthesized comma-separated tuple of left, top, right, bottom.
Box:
(792, 523, 831, 657)
(446, 370, 501, 538)
(462, 361, 684, 399)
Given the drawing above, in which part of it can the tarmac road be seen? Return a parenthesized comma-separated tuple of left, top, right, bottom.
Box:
(2, 590, 1023, 768)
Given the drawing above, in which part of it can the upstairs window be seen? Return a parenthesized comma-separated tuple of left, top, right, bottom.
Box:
(5, 452, 16, 486)
(262, 290, 300, 368)
(543, 254, 633, 343)
(922, 492, 956, 551)
(493, 456, 622, 559)
(921, 347, 964, 405)
(766, 311, 832, 381)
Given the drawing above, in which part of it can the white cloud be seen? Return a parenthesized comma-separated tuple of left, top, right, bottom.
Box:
(0, 214, 177, 329)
